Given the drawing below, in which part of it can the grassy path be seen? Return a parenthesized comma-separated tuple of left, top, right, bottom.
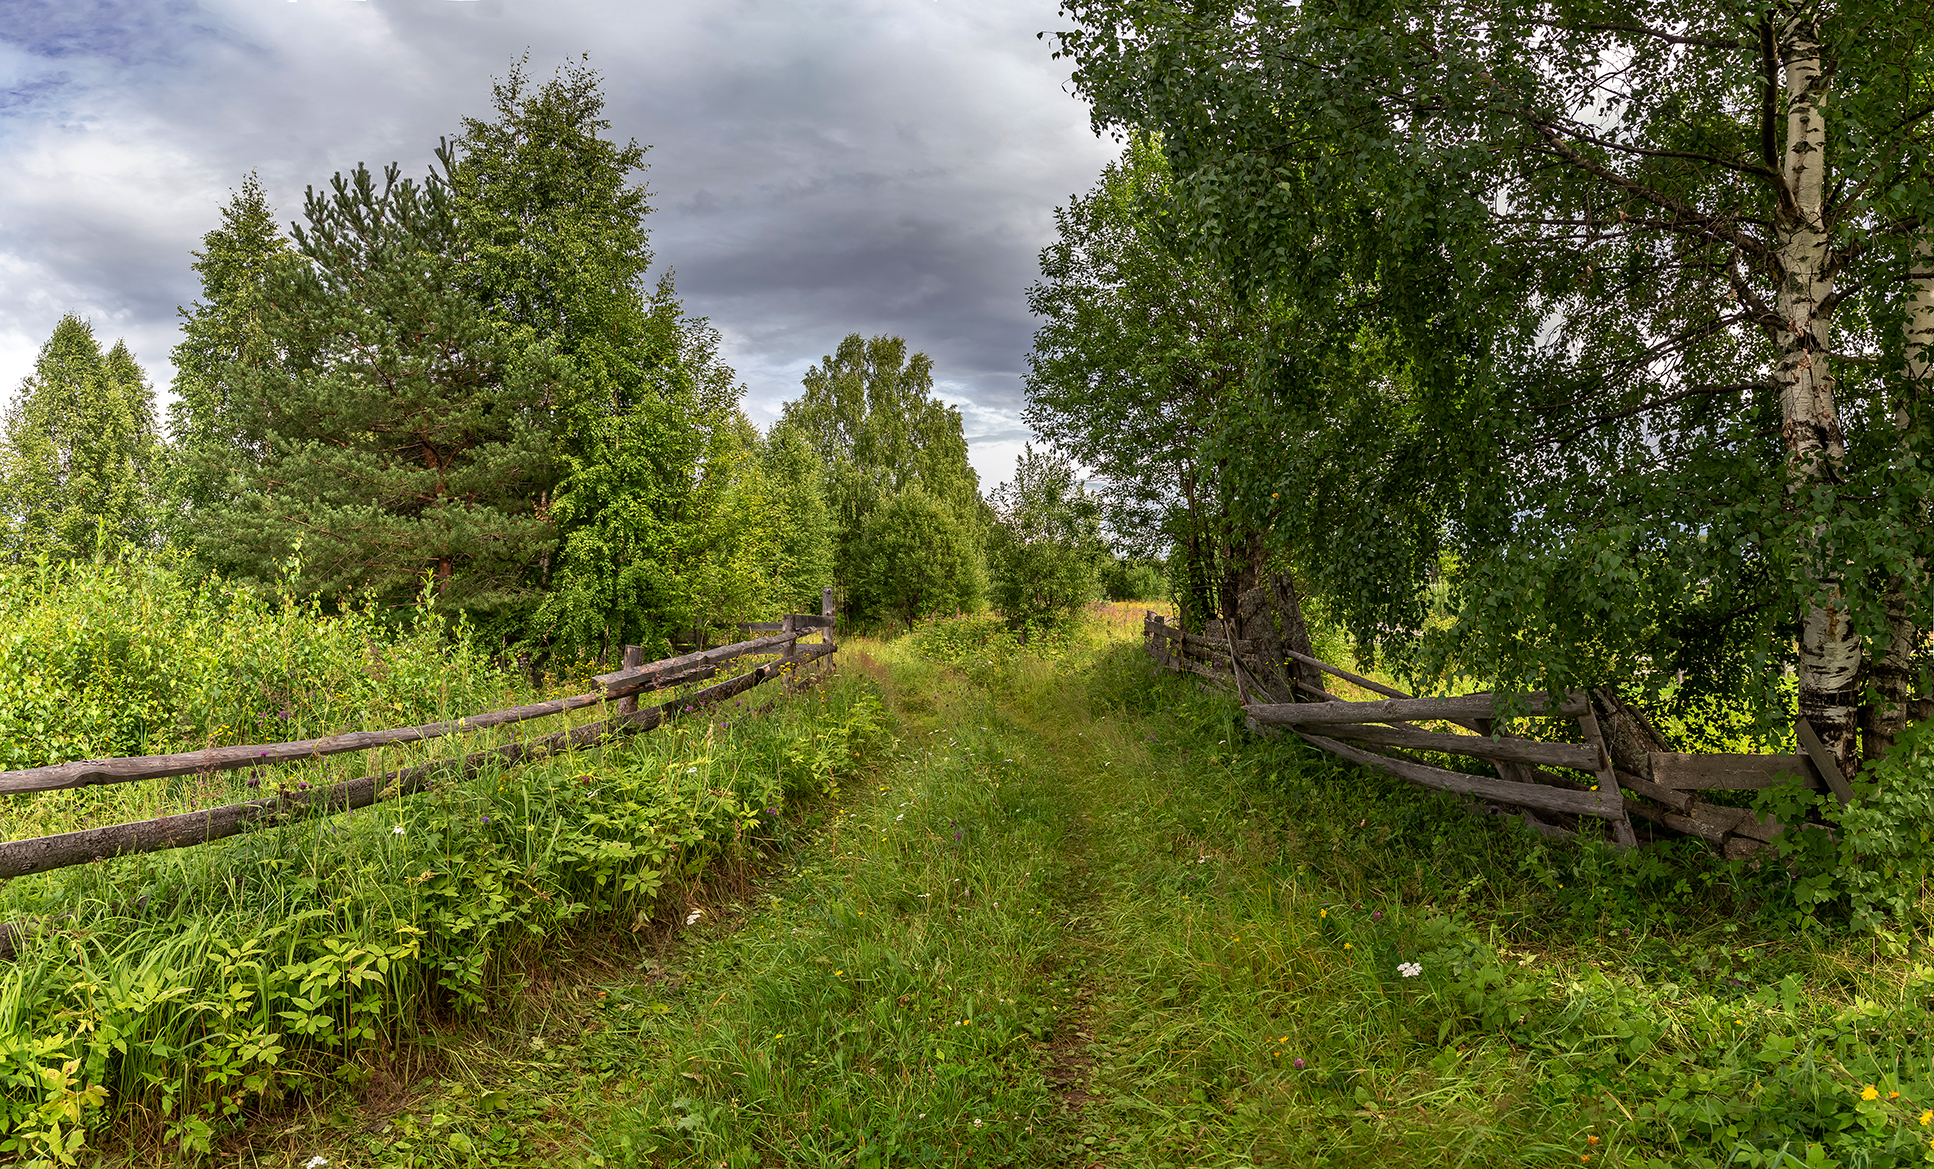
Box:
(539, 631, 1538, 1168)
(244, 617, 1934, 1169)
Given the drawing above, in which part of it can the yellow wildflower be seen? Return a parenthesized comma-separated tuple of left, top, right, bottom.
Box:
(1861, 1085, 1880, 1101)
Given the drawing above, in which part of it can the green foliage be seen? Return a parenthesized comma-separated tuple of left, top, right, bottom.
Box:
(777, 333, 987, 607)
(986, 445, 1104, 634)
(166, 173, 292, 527)
(0, 561, 888, 1160)
(1098, 556, 1164, 602)
(0, 556, 521, 773)
(846, 486, 983, 631)
(1024, 135, 1295, 630)
(1052, 0, 1934, 725)
(196, 160, 561, 631)
(1, 316, 160, 560)
(1759, 719, 1934, 932)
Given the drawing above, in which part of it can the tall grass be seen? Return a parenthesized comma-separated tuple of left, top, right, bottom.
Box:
(0, 558, 890, 1163)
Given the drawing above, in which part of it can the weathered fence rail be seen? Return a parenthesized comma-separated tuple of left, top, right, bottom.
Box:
(0, 592, 840, 885)
(1146, 608, 1820, 856)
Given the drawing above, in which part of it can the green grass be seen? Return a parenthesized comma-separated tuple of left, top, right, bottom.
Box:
(35, 602, 1934, 1167)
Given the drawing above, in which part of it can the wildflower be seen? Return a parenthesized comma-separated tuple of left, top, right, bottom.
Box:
(391, 825, 405, 836)
(1372, 910, 1383, 921)
(1398, 961, 1423, 978)
(481, 816, 492, 825)
(1292, 1057, 1306, 1069)
(1343, 942, 1352, 950)
(305, 1158, 330, 1169)
(685, 908, 703, 925)
(972, 1119, 982, 1128)
(1319, 908, 1327, 918)
(1922, 1109, 1932, 1125)
(1862, 1085, 1880, 1101)
(1587, 1136, 1599, 1145)
(686, 766, 697, 774)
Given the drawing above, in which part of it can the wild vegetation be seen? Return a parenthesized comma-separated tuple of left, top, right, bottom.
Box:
(0, 556, 887, 1163)
(104, 609, 1924, 1169)
(2, 14, 1932, 1162)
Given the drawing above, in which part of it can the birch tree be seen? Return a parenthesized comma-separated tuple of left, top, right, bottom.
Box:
(1058, 0, 1934, 778)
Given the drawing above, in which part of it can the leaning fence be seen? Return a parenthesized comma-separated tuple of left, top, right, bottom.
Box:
(0, 592, 839, 884)
(1146, 611, 1835, 856)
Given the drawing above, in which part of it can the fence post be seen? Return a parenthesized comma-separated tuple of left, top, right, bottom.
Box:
(617, 645, 645, 716)
(822, 587, 837, 650)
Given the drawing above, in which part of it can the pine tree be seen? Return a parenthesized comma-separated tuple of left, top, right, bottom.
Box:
(198, 163, 561, 626)
(168, 174, 292, 525)
(0, 316, 159, 560)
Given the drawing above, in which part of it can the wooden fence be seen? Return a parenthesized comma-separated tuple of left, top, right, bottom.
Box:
(0, 591, 840, 883)
(1146, 611, 1835, 856)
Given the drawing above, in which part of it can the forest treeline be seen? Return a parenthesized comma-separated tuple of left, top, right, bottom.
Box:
(0, 60, 1157, 664)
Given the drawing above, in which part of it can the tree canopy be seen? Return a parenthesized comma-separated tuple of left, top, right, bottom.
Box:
(1056, 0, 1934, 775)
(2, 316, 159, 560)
(775, 332, 985, 620)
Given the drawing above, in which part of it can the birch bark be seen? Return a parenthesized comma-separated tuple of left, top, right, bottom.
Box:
(1774, 10, 1861, 779)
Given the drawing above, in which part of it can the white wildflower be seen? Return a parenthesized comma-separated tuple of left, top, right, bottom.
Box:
(390, 826, 404, 836)
(684, 908, 703, 926)
(304, 1159, 330, 1169)
(1398, 961, 1423, 978)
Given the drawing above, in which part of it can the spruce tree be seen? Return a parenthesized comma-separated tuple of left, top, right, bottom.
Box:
(450, 57, 753, 656)
(0, 316, 159, 559)
(168, 174, 292, 524)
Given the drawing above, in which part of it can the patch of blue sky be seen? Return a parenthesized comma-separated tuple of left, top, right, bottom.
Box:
(1, 0, 222, 70)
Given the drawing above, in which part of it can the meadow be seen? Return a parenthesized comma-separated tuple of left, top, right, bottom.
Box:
(1, 566, 1930, 1167)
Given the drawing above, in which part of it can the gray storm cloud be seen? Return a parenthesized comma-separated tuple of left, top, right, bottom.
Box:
(0, 0, 1112, 488)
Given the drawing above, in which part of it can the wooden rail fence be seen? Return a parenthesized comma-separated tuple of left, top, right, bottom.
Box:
(1146, 609, 1831, 856)
(0, 591, 840, 884)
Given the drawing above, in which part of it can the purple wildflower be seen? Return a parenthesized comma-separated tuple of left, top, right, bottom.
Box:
(1292, 1057, 1306, 1070)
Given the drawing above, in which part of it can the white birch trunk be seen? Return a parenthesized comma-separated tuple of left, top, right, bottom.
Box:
(1775, 10, 1861, 778)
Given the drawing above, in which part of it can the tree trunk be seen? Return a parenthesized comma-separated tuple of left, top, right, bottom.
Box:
(1775, 10, 1860, 782)
(1862, 238, 1934, 760)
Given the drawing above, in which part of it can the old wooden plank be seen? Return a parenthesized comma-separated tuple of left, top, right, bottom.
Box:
(1280, 648, 1409, 701)
(1648, 753, 1821, 791)
(1610, 769, 1695, 813)
(1794, 717, 1855, 806)
(1250, 691, 1583, 727)
(617, 645, 646, 716)
(1575, 692, 1638, 847)
(0, 628, 803, 797)
(1296, 731, 1619, 818)
(1317, 722, 1600, 770)
(595, 631, 794, 690)
(0, 687, 615, 796)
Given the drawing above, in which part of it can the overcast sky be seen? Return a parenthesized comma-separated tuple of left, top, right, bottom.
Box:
(0, 0, 1115, 489)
